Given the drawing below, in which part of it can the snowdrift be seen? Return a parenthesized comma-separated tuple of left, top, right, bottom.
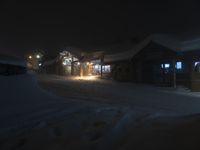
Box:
(0, 54, 26, 75)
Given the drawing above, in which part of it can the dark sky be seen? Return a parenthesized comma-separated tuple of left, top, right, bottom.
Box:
(0, 0, 200, 55)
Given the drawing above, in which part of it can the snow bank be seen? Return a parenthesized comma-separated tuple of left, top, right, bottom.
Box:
(0, 73, 58, 103)
(0, 73, 74, 138)
(0, 54, 26, 67)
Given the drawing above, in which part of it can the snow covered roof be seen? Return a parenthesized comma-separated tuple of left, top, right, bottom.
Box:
(0, 54, 26, 67)
(104, 34, 194, 63)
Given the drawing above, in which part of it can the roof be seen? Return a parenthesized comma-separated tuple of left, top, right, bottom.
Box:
(104, 34, 183, 63)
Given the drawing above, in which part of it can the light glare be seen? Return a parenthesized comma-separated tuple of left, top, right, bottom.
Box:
(36, 55, 40, 59)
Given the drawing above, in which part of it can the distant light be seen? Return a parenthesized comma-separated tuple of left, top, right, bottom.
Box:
(36, 55, 40, 59)
(38, 63, 42, 66)
(28, 56, 32, 59)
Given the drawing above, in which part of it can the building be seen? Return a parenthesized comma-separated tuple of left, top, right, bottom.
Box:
(41, 34, 200, 91)
(41, 50, 106, 77)
(104, 34, 200, 91)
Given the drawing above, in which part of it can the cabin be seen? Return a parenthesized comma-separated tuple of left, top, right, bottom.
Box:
(41, 50, 106, 77)
(104, 34, 200, 91)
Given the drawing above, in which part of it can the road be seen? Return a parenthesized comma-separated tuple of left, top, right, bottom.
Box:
(1, 74, 200, 140)
(38, 75, 200, 115)
(0, 74, 95, 139)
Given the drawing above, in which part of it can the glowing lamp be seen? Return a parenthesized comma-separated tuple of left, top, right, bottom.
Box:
(36, 55, 40, 59)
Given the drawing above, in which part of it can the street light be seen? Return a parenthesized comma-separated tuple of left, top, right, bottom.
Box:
(36, 54, 40, 59)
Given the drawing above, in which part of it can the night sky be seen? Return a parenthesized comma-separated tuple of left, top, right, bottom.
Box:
(0, 0, 200, 56)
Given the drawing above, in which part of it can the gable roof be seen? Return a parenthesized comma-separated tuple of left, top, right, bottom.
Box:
(104, 34, 182, 63)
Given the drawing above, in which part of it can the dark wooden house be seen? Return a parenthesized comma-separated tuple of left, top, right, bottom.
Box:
(104, 34, 200, 91)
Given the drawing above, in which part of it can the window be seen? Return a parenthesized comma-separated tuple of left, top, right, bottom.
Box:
(176, 62, 182, 70)
(161, 63, 170, 69)
(103, 65, 111, 73)
(165, 64, 170, 68)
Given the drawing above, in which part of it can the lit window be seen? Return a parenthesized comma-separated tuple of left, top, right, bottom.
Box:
(165, 64, 170, 68)
(176, 62, 182, 69)
(103, 65, 111, 73)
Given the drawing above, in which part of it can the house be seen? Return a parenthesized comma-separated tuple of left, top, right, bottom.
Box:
(41, 49, 105, 77)
(103, 34, 200, 91)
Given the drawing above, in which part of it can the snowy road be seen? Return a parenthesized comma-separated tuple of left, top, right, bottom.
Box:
(1, 74, 200, 140)
(0, 74, 97, 139)
(1, 74, 200, 149)
(38, 75, 200, 115)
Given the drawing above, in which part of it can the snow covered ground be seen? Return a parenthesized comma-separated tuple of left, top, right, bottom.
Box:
(38, 75, 200, 115)
(0, 73, 96, 138)
(1, 74, 200, 150)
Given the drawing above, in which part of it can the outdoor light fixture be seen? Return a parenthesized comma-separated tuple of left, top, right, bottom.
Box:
(36, 55, 40, 59)
(28, 56, 32, 59)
